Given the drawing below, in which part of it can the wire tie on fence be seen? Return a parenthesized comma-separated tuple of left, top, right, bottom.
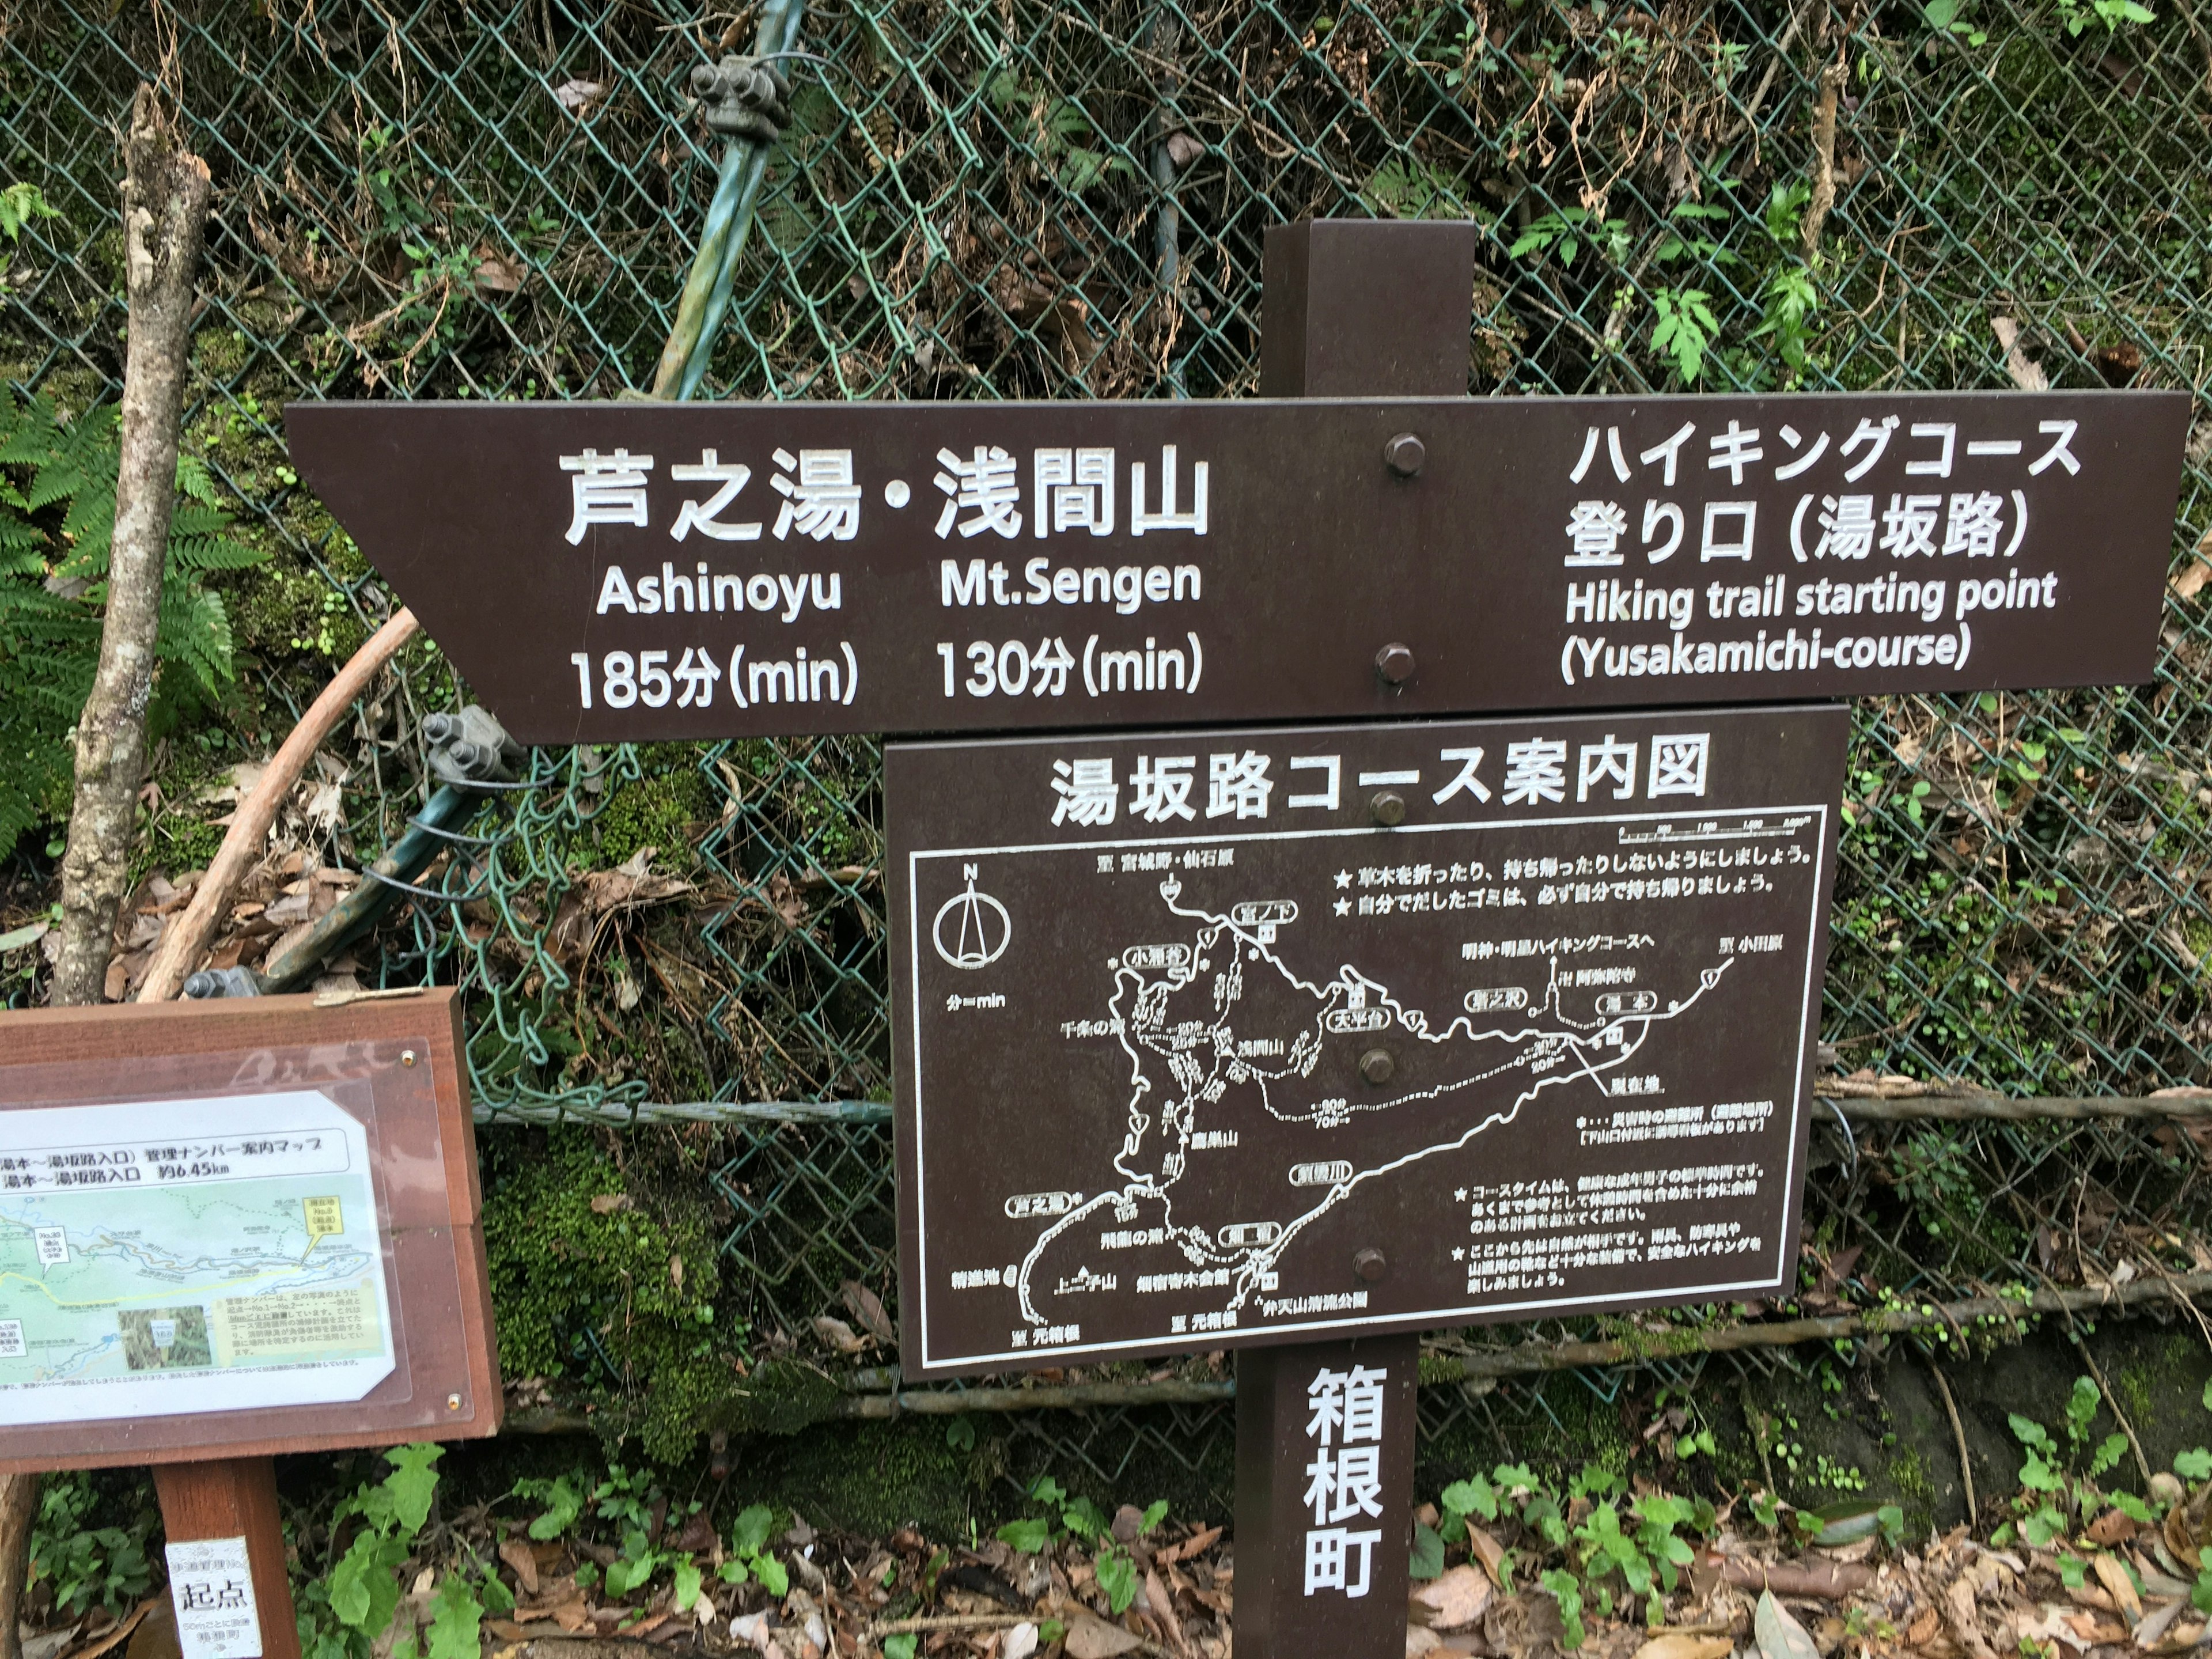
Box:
(404, 817, 510, 847)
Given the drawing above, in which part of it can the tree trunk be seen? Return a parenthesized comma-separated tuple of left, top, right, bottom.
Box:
(13, 84, 213, 1659)
(46, 86, 212, 1007)
(0, 1470, 32, 1659)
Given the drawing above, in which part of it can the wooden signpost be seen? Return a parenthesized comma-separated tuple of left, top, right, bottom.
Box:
(0, 990, 499, 1659)
(267, 218, 2190, 1658)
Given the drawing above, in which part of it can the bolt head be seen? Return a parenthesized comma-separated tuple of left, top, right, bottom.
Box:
(1370, 790, 1406, 828)
(1354, 1247, 1389, 1283)
(1375, 642, 1416, 685)
(1359, 1047, 1395, 1085)
(1385, 432, 1426, 476)
(401, 1049, 418, 1067)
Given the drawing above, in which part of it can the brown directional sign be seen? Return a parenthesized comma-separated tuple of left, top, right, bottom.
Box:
(286, 390, 2186, 743)
(0, 990, 499, 1472)
(885, 704, 1847, 1378)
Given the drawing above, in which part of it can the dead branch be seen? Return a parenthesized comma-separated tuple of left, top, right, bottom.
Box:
(137, 607, 418, 1002)
(48, 86, 212, 1007)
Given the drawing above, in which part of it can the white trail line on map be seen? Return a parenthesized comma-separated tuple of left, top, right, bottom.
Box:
(1012, 874, 1730, 1327)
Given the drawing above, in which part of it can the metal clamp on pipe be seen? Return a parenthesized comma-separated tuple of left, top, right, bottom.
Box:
(183, 705, 524, 999)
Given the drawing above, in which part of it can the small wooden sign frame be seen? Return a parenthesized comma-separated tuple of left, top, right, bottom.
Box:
(0, 988, 499, 1472)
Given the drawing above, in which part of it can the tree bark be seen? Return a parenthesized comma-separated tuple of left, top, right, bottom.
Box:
(0, 1469, 33, 1659)
(47, 85, 212, 1007)
(15, 85, 212, 1659)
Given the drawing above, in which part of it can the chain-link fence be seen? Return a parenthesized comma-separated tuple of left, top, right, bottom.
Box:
(6, 0, 2212, 1490)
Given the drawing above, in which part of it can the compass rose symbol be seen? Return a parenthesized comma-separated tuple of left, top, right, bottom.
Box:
(933, 863, 1011, 969)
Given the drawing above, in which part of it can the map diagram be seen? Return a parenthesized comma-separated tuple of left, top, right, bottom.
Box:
(891, 709, 1849, 1375)
(1012, 870, 1734, 1334)
(0, 1090, 395, 1426)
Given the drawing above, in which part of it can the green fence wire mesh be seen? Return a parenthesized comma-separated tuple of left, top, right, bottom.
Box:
(6, 0, 2212, 1487)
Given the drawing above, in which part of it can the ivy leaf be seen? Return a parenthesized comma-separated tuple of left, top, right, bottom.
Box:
(996, 1518, 1051, 1554)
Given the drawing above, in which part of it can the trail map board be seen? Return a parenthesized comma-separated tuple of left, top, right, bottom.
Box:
(888, 703, 1847, 1377)
(0, 990, 499, 1472)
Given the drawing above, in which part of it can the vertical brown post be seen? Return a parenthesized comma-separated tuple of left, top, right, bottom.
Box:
(153, 1459, 301, 1659)
(1234, 216, 1479, 1659)
(1235, 1334, 1421, 1658)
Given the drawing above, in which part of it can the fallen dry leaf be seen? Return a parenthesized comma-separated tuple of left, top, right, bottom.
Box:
(1410, 1565, 1493, 1632)
(498, 1537, 539, 1597)
(2095, 1552, 2145, 1624)
(1757, 1589, 1820, 1659)
(1465, 1523, 1509, 1586)
(1635, 1634, 1733, 1659)
(1062, 1609, 1145, 1658)
(2088, 1509, 2141, 1546)
(840, 1278, 895, 1346)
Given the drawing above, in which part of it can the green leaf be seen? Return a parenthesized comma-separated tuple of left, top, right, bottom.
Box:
(1062, 1497, 1109, 1541)
(1139, 1500, 1169, 1534)
(2113, 1493, 2154, 1524)
(425, 1576, 482, 1659)
(2089, 1433, 2129, 1479)
(1096, 1548, 1139, 1616)
(382, 1445, 443, 1537)
(750, 1554, 789, 1599)
(2066, 1377, 2101, 1440)
(2021, 1507, 2069, 1547)
(1540, 1569, 1585, 1650)
(2176, 1448, 2212, 1480)
(2009, 1413, 2054, 1451)
(1444, 1475, 1499, 1521)
(717, 1559, 748, 1585)
(730, 1505, 777, 1557)
(884, 1637, 918, 1659)
(1410, 1522, 1446, 1581)
(521, 1476, 584, 1541)
(996, 1518, 1051, 1554)
(672, 1558, 702, 1612)
(1650, 287, 1718, 384)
